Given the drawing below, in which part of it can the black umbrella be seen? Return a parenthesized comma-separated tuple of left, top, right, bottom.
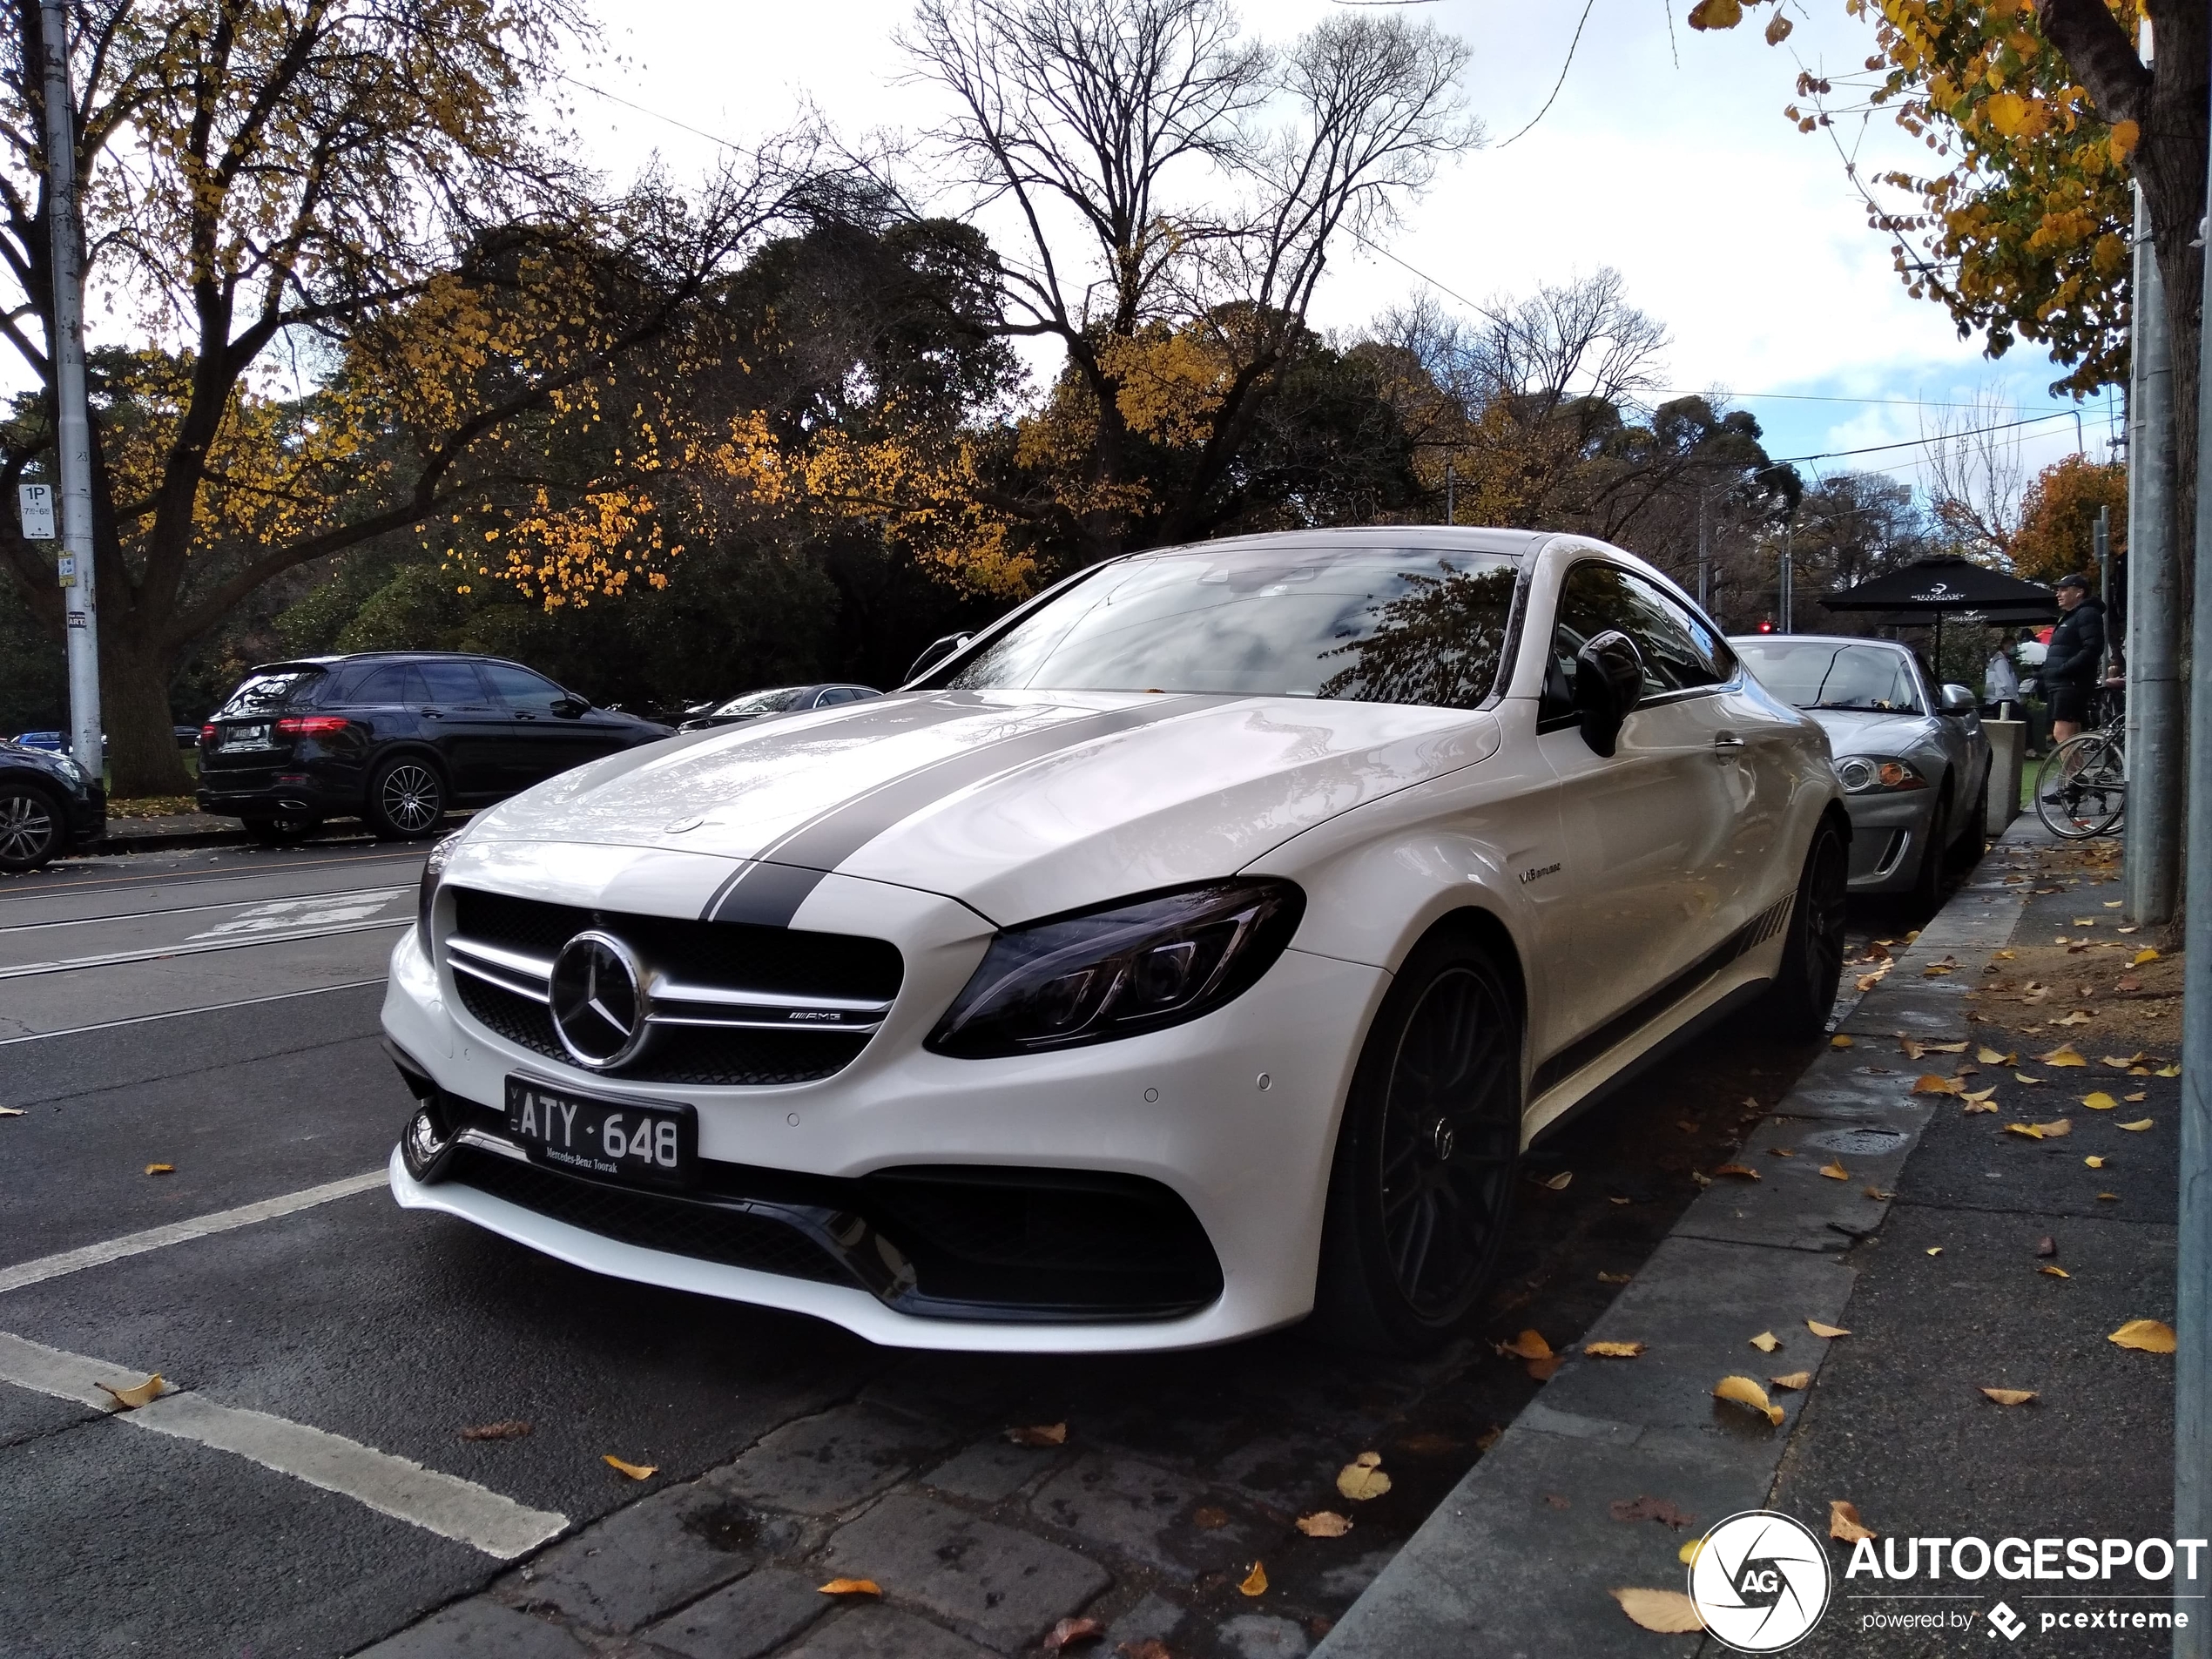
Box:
(1819, 556, 2059, 671)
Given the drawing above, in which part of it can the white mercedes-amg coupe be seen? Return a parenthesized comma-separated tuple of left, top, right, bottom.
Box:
(383, 529, 1848, 1354)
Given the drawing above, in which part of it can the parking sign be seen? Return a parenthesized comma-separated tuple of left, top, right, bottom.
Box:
(17, 482, 55, 539)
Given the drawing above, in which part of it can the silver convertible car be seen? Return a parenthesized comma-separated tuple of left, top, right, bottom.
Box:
(1731, 634, 1990, 902)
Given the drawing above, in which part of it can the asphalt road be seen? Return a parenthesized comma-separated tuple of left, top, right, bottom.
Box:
(0, 836, 1899, 1659)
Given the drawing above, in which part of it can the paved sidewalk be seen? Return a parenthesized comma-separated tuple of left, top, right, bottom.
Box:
(1318, 821, 2184, 1658)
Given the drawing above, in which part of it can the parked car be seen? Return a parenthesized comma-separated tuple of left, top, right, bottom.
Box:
(196, 652, 674, 844)
(1732, 633, 1990, 903)
(0, 736, 105, 873)
(677, 684, 881, 732)
(385, 529, 1849, 1355)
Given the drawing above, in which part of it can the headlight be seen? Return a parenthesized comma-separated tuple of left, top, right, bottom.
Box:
(51, 756, 84, 785)
(926, 879, 1305, 1058)
(1835, 755, 1928, 794)
(417, 833, 459, 947)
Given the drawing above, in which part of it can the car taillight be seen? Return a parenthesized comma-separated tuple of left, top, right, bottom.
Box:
(274, 715, 349, 736)
(199, 723, 216, 745)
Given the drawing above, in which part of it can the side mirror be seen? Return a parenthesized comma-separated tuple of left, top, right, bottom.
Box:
(1939, 684, 1977, 718)
(1574, 630, 1644, 757)
(906, 632, 972, 682)
(551, 693, 590, 718)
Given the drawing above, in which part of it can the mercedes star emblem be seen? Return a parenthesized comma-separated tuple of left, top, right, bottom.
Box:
(549, 930, 651, 1069)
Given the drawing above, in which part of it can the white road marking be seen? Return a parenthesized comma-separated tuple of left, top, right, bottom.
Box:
(0, 976, 387, 1046)
(0, 916, 409, 981)
(0, 1332, 567, 1558)
(187, 890, 402, 940)
(0, 1171, 387, 1294)
(0, 883, 408, 936)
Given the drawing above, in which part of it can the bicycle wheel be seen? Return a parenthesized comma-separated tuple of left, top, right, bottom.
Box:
(2035, 734, 2125, 839)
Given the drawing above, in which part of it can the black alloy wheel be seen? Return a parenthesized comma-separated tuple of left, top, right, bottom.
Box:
(1761, 818, 1849, 1039)
(243, 813, 320, 846)
(367, 757, 446, 840)
(1313, 933, 1522, 1354)
(0, 780, 63, 873)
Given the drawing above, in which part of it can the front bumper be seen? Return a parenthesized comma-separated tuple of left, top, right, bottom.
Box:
(380, 874, 1387, 1352)
(1840, 789, 1938, 894)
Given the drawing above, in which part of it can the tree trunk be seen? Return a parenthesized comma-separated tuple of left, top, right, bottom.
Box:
(100, 630, 192, 798)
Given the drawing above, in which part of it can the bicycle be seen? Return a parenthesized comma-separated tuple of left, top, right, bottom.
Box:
(2033, 684, 2125, 840)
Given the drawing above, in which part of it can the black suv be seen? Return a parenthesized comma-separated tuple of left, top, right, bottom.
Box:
(0, 738, 105, 873)
(197, 653, 673, 843)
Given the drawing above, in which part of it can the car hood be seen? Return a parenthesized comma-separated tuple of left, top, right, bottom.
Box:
(1802, 707, 1939, 758)
(465, 689, 1502, 922)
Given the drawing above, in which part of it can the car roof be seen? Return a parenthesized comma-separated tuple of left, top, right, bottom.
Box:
(239, 651, 538, 675)
(1129, 525, 1552, 561)
(1729, 633, 1914, 654)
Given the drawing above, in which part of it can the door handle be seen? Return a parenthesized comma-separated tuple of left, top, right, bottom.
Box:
(420, 708, 443, 719)
(1713, 732, 1745, 750)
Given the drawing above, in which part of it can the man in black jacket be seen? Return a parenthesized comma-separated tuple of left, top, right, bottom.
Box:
(2039, 572, 2106, 750)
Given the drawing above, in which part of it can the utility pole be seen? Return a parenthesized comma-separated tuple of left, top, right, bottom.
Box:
(1696, 487, 1711, 611)
(2095, 504, 2112, 670)
(1444, 457, 1454, 527)
(2175, 117, 2212, 1659)
(2127, 175, 2182, 928)
(39, 1, 98, 779)
(1777, 525, 1793, 633)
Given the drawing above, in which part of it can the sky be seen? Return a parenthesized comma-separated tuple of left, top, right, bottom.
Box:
(563, 0, 2121, 507)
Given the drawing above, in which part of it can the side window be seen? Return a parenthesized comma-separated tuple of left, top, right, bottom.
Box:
(1548, 563, 1721, 703)
(820, 687, 868, 706)
(416, 660, 491, 706)
(349, 665, 406, 705)
(478, 662, 566, 713)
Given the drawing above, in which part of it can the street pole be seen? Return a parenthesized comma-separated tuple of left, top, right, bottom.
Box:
(1696, 487, 1711, 611)
(2175, 117, 2212, 1659)
(2095, 504, 2112, 672)
(1444, 457, 1454, 527)
(1778, 526, 1792, 633)
(38, 0, 98, 779)
(2127, 175, 2182, 927)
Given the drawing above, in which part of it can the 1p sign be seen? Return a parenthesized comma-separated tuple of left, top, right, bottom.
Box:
(17, 482, 54, 540)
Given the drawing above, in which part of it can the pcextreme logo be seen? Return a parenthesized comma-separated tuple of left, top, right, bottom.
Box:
(1689, 1510, 1832, 1652)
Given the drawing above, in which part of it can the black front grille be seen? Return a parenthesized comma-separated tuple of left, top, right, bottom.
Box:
(446, 1146, 853, 1285)
(447, 887, 899, 1087)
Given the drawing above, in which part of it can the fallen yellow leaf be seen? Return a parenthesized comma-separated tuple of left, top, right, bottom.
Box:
(603, 1454, 658, 1480)
(97, 1374, 163, 1410)
(2098, 1192, 2121, 1202)
(2054, 1011, 2094, 1027)
(1713, 1375, 1784, 1426)
(2082, 1092, 2118, 1110)
(1981, 1388, 2038, 1406)
(1806, 1320, 1851, 1339)
(2102, 1055, 2144, 1069)
(1006, 1421, 1069, 1447)
(1337, 1454, 1393, 1501)
(2032, 1118, 2073, 1137)
(1498, 1330, 1551, 1360)
(1239, 1561, 1268, 1597)
(1976, 1047, 2008, 1065)
(1749, 1331, 1780, 1353)
(1296, 1511, 1352, 1537)
(2109, 1320, 2177, 1353)
(2041, 1046, 2088, 1067)
(2086, 1157, 2107, 1169)
(2157, 1064, 2182, 1078)
(1831, 1034, 1853, 1049)
(2040, 1265, 2071, 1278)
(1923, 1041, 1967, 1054)
(2134, 948, 2161, 966)
(1818, 1161, 1849, 1181)
(1925, 1247, 1943, 1256)
(1610, 1586, 1704, 1634)
(817, 1578, 882, 1597)
(2119, 1119, 2155, 1132)
(1584, 1340, 1646, 1358)
(1710, 1163, 1760, 1180)
(145, 1163, 174, 1176)
(1829, 1500, 1876, 1541)
(2005, 1123, 2046, 1140)
(2015, 1073, 2044, 1084)
(1679, 1535, 1706, 1565)
(1898, 1037, 1925, 1060)
(1912, 1074, 1964, 1096)
(1598, 1271, 1632, 1284)
(1769, 1371, 1812, 1391)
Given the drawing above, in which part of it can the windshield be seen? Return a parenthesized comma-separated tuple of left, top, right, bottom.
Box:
(939, 544, 1521, 708)
(712, 686, 810, 717)
(215, 669, 321, 718)
(1737, 641, 1923, 714)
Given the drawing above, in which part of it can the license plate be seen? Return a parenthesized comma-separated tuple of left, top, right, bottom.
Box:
(503, 1077, 696, 1187)
(220, 723, 272, 752)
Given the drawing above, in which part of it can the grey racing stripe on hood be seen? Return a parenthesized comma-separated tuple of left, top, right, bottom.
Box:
(701, 696, 1213, 927)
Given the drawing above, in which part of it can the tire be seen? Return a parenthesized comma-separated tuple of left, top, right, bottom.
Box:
(2035, 734, 2125, 840)
(1759, 818, 1848, 1039)
(0, 779, 64, 873)
(1312, 930, 1523, 1355)
(365, 756, 448, 840)
(1910, 785, 1950, 910)
(242, 813, 320, 846)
